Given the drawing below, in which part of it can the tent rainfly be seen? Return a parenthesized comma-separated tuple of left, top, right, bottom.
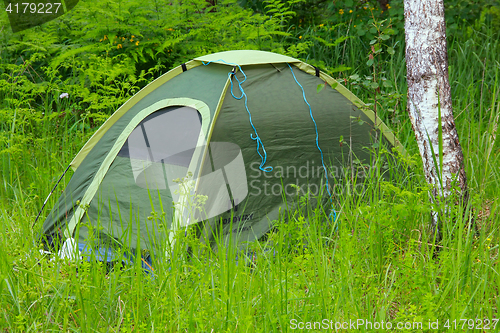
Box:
(40, 50, 403, 261)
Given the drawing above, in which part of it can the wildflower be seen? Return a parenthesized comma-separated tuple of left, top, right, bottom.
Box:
(363, 6, 367, 9)
(135, 41, 139, 46)
(319, 23, 324, 27)
(104, 35, 108, 40)
(99, 39, 102, 42)
(354, 25, 357, 27)
(299, 35, 302, 39)
(131, 35, 135, 38)
(487, 238, 491, 241)
(117, 44, 123, 49)
(387, 4, 391, 8)
(59, 92, 69, 99)
(339, 9, 344, 14)
(349, 9, 352, 13)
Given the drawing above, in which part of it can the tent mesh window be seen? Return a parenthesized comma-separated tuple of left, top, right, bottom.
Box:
(117, 106, 202, 190)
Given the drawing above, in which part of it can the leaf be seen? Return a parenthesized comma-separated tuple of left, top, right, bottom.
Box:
(329, 65, 351, 73)
(330, 81, 338, 89)
(50, 44, 95, 68)
(380, 34, 390, 40)
(264, 30, 292, 37)
(317, 83, 325, 93)
(370, 82, 379, 89)
(366, 58, 374, 66)
(312, 35, 351, 47)
(146, 48, 155, 60)
(387, 47, 395, 55)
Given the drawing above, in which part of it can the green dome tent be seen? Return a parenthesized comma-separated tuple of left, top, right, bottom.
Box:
(40, 50, 403, 260)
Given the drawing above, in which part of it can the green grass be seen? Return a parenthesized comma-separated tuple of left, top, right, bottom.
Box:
(1, 8, 500, 333)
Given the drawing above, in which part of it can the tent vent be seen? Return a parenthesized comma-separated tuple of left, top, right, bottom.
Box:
(314, 66, 320, 77)
(181, 63, 187, 72)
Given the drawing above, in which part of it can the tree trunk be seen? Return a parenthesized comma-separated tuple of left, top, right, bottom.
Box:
(403, 0, 468, 236)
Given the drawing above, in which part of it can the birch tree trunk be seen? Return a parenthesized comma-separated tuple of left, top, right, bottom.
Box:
(403, 0, 468, 236)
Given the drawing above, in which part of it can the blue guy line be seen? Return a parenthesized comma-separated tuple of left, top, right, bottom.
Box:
(202, 60, 272, 172)
(287, 63, 337, 223)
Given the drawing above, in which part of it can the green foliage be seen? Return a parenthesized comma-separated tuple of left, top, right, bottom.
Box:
(0, 0, 290, 116)
(1, 0, 500, 330)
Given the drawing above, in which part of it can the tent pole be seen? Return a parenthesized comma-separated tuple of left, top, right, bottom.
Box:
(33, 164, 71, 228)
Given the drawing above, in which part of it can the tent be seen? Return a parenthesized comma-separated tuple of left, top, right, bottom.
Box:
(40, 50, 403, 260)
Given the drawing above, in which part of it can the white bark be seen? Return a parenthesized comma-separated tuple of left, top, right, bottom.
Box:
(404, 0, 468, 231)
